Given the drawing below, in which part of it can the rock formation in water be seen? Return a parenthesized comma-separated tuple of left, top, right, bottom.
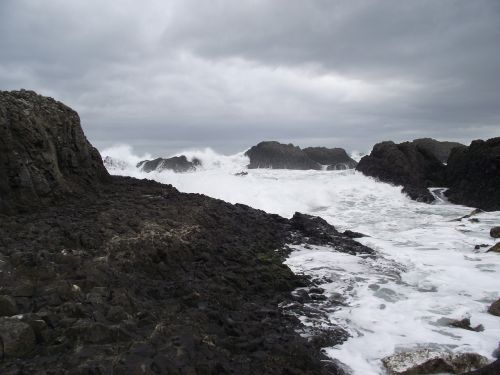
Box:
(445, 137, 500, 211)
(1, 90, 371, 374)
(137, 155, 201, 173)
(356, 141, 446, 202)
(357, 137, 500, 210)
(303, 147, 357, 170)
(0, 90, 109, 213)
(245, 141, 357, 171)
(382, 349, 489, 375)
(245, 141, 321, 170)
(411, 138, 464, 163)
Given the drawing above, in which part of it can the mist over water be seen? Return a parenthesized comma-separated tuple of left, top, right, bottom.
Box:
(102, 145, 500, 375)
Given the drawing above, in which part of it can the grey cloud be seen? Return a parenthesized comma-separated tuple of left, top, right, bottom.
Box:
(0, 0, 499, 157)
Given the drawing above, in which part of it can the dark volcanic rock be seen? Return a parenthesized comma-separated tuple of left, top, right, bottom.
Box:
(382, 349, 489, 375)
(411, 138, 464, 163)
(0, 317, 36, 358)
(137, 155, 201, 173)
(245, 141, 321, 170)
(288, 212, 374, 255)
(445, 138, 500, 211)
(0, 90, 109, 214)
(303, 147, 357, 170)
(356, 141, 446, 203)
(0, 177, 357, 374)
(464, 359, 500, 375)
(0, 91, 364, 374)
(488, 299, 500, 316)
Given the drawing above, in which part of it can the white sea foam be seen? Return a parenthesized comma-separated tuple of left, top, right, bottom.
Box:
(102, 145, 500, 375)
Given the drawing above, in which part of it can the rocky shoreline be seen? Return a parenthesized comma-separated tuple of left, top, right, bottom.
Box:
(1, 90, 498, 374)
(0, 90, 372, 374)
(1, 174, 373, 374)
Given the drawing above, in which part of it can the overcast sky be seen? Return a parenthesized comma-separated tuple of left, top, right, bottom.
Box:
(1, 0, 499, 156)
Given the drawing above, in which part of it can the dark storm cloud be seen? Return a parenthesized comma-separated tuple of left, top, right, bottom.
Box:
(0, 0, 499, 156)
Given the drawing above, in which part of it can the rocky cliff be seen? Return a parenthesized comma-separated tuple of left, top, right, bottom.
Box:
(0, 90, 109, 214)
(446, 137, 500, 210)
(356, 138, 500, 210)
(356, 141, 446, 202)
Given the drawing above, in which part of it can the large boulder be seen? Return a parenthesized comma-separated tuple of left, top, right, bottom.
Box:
(382, 349, 489, 375)
(0, 90, 109, 213)
(445, 137, 500, 211)
(356, 141, 446, 202)
(303, 147, 357, 170)
(488, 299, 500, 316)
(0, 317, 36, 358)
(137, 155, 201, 173)
(411, 138, 464, 163)
(245, 141, 321, 170)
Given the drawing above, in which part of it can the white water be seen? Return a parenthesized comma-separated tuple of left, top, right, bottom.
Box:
(102, 145, 500, 374)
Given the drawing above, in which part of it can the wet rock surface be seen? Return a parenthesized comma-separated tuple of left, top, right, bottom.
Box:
(356, 137, 500, 209)
(488, 299, 500, 316)
(490, 227, 500, 238)
(445, 137, 500, 211)
(382, 349, 489, 375)
(436, 317, 484, 332)
(137, 155, 201, 173)
(356, 141, 446, 203)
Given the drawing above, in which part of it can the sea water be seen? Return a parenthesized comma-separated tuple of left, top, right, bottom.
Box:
(102, 145, 500, 374)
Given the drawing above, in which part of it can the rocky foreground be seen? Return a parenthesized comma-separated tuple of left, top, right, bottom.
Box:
(0, 90, 375, 374)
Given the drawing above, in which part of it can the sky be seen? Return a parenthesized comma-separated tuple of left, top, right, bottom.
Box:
(1, 0, 499, 156)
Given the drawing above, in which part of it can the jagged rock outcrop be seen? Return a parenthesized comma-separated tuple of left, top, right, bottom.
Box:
(411, 138, 464, 163)
(1, 90, 367, 374)
(245, 141, 321, 170)
(0, 90, 109, 213)
(137, 155, 201, 173)
(303, 147, 357, 170)
(382, 349, 489, 375)
(445, 137, 500, 211)
(356, 141, 446, 202)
